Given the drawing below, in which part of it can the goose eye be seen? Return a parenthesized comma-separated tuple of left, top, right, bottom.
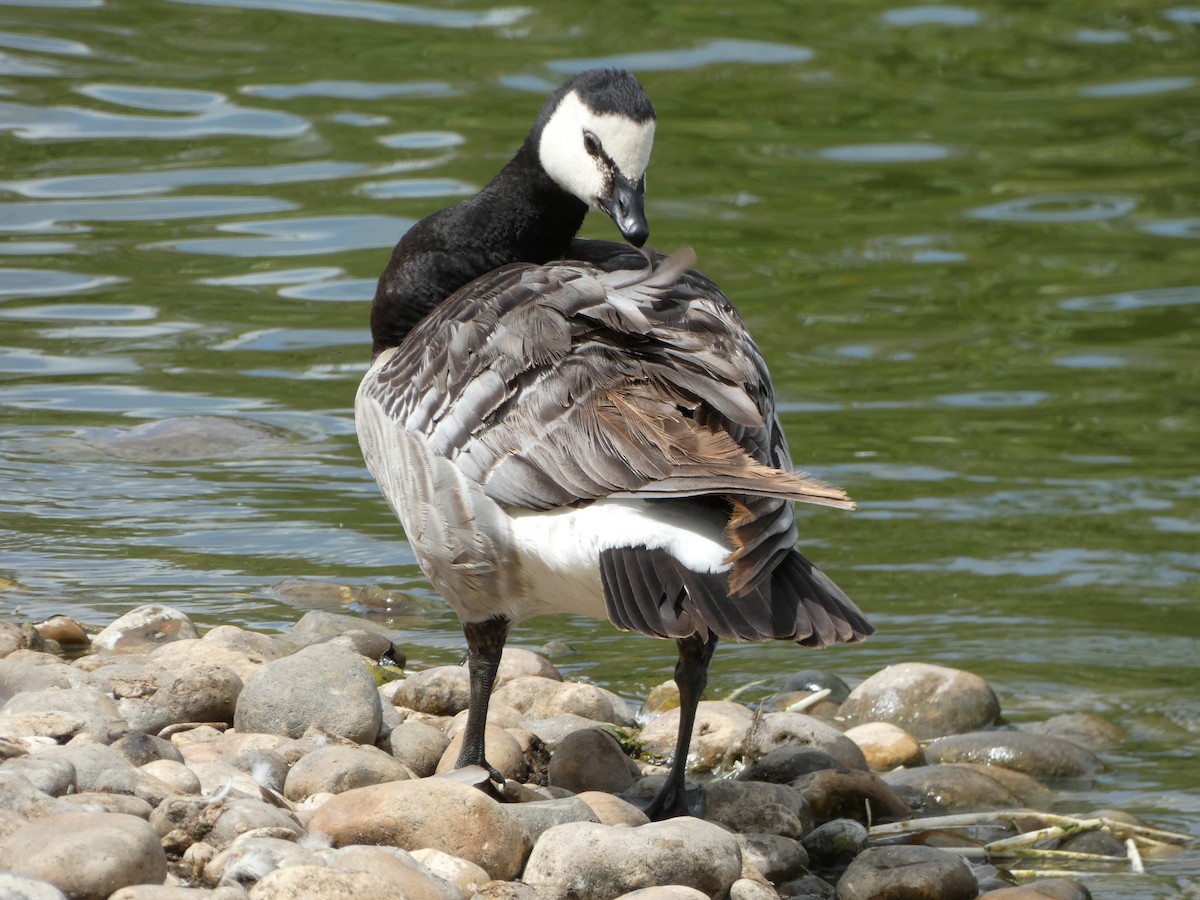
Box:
(582, 132, 601, 157)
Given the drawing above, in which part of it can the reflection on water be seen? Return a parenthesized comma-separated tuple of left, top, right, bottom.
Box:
(0, 0, 1197, 891)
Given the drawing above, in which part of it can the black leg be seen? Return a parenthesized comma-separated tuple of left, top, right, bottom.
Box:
(643, 632, 718, 819)
(456, 616, 509, 786)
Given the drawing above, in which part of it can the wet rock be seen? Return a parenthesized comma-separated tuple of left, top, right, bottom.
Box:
(411, 847, 491, 895)
(977, 877, 1093, 900)
(705, 779, 813, 838)
(746, 712, 867, 771)
(639, 701, 753, 771)
(839, 662, 1000, 740)
(0, 687, 127, 742)
(150, 626, 284, 684)
(801, 818, 868, 875)
(884, 763, 1029, 814)
(925, 731, 1103, 780)
(0, 873, 68, 900)
(523, 817, 742, 900)
(89, 415, 285, 461)
(1057, 830, 1126, 857)
(737, 745, 844, 783)
(382, 718, 450, 777)
(783, 669, 852, 704)
(91, 605, 200, 653)
(792, 769, 911, 824)
(234, 643, 382, 743)
(437, 724, 529, 783)
(1022, 713, 1124, 750)
(735, 832, 810, 882)
(497, 647, 562, 684)
(285, 743, 413, 800)
(393, 666, 472, 715)
(843, 722, 924, 770)
(778, 871, 836, 899)
(547, 727, 639, 794)
(309, 778, 528, 880)
(836, 845, 977, 900)
(0, 811, 167, 900)
(32, 616, 90, 651)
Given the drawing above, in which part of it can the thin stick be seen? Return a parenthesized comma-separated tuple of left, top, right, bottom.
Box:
(986, 819, 1106, 852)
(784, 688, 832, 713)
(1126, 838, 1145, 874)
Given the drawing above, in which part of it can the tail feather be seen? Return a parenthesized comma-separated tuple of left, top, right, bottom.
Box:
(600, 545, 873, 647)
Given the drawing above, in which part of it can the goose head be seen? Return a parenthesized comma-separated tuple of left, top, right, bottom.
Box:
(534, 68, 656, 247)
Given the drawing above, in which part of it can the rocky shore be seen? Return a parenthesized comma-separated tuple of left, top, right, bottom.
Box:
(0, 605, 1188, 900)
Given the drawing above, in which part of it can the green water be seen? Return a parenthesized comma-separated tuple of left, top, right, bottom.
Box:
(1, 0, 1197, 891)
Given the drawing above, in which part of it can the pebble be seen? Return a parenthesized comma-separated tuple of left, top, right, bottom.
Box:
(839, 662, 1001, 739)
(0, 606, 1169, 899)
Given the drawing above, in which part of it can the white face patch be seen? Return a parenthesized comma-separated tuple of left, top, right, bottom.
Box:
(538, 90, 656, 208)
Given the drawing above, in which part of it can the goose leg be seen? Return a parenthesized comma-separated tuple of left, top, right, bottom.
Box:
(455, 616, 509, 789)
(643, 632, 718, 820)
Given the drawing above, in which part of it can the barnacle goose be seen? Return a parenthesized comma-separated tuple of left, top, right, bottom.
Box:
(355, 68, 873, 818)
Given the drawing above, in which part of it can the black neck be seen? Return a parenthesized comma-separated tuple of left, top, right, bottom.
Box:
(369, 141, 589, 355)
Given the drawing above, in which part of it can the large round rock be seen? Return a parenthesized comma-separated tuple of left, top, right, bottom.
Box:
(836, 845, 977, 900)
(308, 778, 527, 881)
(234, 643, 382, 743)
(924, 731, 1103, 780)
(524, 818, 742, 900)
(839, 663, 1000, 740)
(0, 812, 167, 900)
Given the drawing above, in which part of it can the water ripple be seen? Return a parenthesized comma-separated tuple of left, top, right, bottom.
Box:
(967, 193, 1137, 223)
(0, 31, 92, 56)
(154, 214, 412, 257)
(2, 162, 366, 199)
(0, 97, 308, 141)
(819, 143, 953, 163)
(550, 39, 813, 74)
(881, 5, 981, 26)
(167, 0, 529, 28)
(0, 197, 294, 234)
(1059, 286, 1200, 313)
(0, 269, 120, 298)
(358, 178, 475, 200)
(1080, 77, 1195, 98)
(244, 80, 457, 100)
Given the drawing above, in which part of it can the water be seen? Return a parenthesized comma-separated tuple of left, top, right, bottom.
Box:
(1, 0, 1197, 891)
